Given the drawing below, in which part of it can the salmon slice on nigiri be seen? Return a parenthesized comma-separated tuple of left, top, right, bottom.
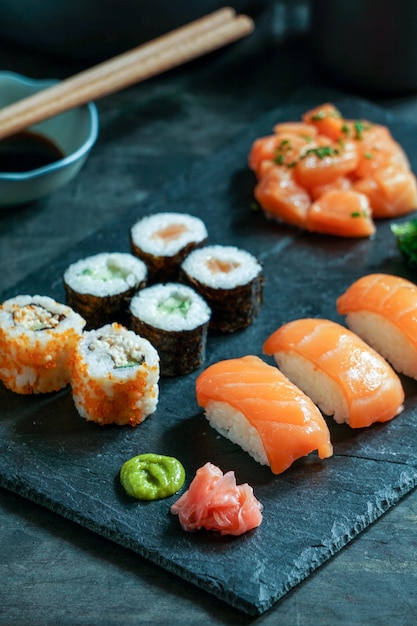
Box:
(195, 355, 333, 475)
(337, 273, 417, 380)
(263, 318, 404, 429)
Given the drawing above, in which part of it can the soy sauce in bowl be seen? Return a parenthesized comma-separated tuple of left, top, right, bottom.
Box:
(0, 130, 65, 173)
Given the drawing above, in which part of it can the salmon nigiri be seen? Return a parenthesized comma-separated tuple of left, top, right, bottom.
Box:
(337, 273, 417, 380)
(195, 355, 333, 475)
(263, 318, 404, 429)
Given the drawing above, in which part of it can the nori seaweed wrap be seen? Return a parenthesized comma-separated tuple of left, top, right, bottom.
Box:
(180, 245, 263, 333)
(63, 252, 148, 329)
(130, 212, 208, 283)
(129, 283, 211, 376)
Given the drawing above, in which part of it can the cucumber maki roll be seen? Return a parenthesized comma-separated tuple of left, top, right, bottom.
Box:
(130, 212, 208, 283)
(129, 283, 211, 376)
(63, 252, 148, 329)
(180, 245, 263, 333)
(0, 294, 86, 394)
(70, 322, 159, 426)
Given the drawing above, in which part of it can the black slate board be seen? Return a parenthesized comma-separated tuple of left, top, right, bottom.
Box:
(1, 97, 417, 616)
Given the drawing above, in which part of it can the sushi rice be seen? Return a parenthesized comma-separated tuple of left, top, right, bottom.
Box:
(130, 212, 208, 282)
(180, 244, 263, 332)
(70, 322, 159, 426)
(0, 294, 86, 394)
(63, 252, 148, 328)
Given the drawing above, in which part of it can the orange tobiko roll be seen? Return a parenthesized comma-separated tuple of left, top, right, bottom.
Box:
(0, 295, 86, 394)
(70, 322, 159, 426)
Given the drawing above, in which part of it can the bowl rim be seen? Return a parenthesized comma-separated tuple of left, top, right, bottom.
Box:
(0, 70, 99, 181)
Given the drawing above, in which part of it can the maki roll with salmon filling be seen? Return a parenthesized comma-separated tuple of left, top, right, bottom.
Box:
(63, 252, 148, 329)
(0, 295, 86, 394)
(70, 323, 159, 426)
(130, 212, 208, 283)
(129, 283, 211, 376)
(180, 245, 263, 333)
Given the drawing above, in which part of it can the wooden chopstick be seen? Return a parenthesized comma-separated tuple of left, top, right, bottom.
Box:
(0, 8, 254, 141)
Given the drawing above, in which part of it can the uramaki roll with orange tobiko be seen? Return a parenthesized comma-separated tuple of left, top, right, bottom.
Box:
(0, 294, 86, 394)
(70, 322, 159, 426)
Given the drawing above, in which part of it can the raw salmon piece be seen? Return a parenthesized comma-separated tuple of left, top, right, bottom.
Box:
(353, 123, 410, 179)
(302, 103, 345, 140)
(249, 131, 320, 178)
(263, 318, 404, 428)
(248, 135, 279, 177)
(196, 355, 333, 475)
(337, 273, 417, 380)
(310, 175, 352, 201)
(273, 121, 318, 139)
(353, 163, 417, 218)
(254, 165, 311, 228)
(294, 138, 359, 190)
(306, 189, 376, 238)
(170, 462, 263, 536)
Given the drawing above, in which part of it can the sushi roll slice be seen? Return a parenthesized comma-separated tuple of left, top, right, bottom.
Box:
(130, 212, 208, 283)
(70, 322, 159, 426)
(129, 283, 211, 376)
(263, 318, 405, 428)
(196, 355, 333, 475)
(0, 295, 86, 394)
(337, 273, 417, 380)
(180, 244, 263, 333)
(63, 252, 148, 329)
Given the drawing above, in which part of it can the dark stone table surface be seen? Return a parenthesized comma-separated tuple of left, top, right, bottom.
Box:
(1, 3, 416, 624)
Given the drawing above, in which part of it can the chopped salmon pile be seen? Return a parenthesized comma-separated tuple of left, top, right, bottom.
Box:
(248, 103, 417, 237)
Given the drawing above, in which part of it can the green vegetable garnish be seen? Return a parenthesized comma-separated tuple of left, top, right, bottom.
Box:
(391, 219, 417, 268)
(352, 120, 372, 140)
(79, 262, 129, 282)
(158, 294, 192, 316)
(120, 453, 185, 501)
(302, 146, 340, 159)
(310, 107, 341, 121)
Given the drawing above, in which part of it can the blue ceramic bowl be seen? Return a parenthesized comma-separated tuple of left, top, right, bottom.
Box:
(0, 71, 99, 208)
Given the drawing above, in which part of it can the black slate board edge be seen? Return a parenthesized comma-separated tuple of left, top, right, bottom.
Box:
(2, 92, 417, 616)
(0, 467, 415, 616)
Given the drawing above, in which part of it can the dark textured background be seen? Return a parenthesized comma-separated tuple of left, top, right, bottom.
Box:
(1, 2, 417, 624)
